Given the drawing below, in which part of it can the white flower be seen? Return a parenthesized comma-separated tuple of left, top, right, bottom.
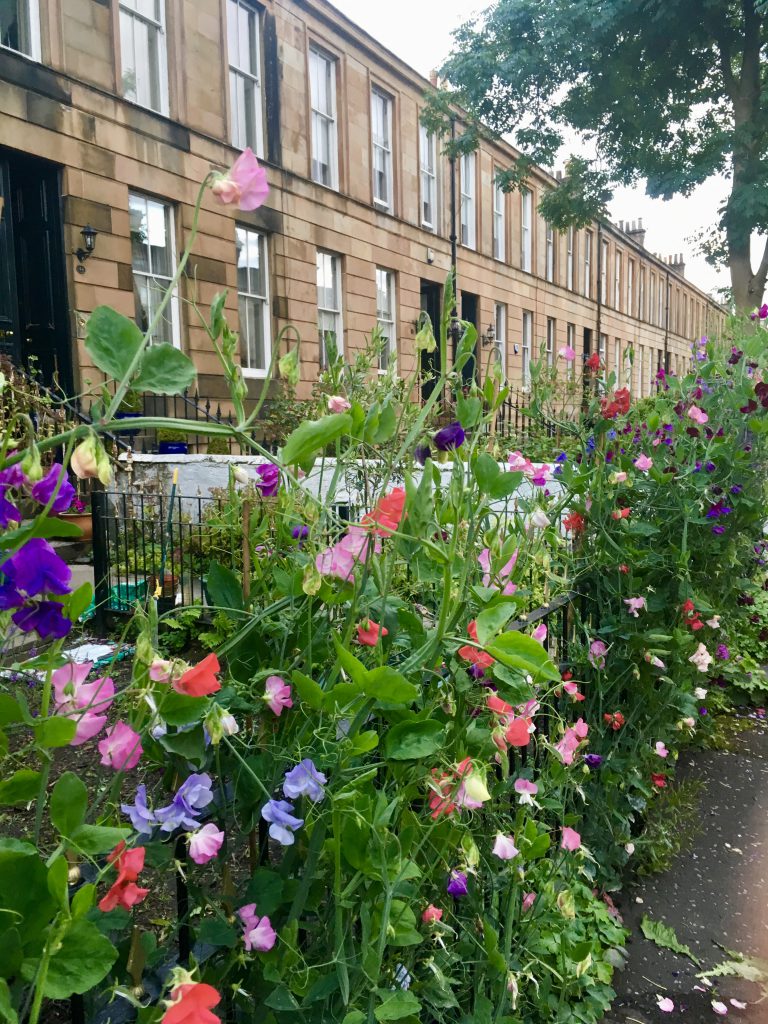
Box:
(688, 643, 713, 673)
(625, 842, 635, 855)
(694, 687, 708, 700)
(531, 509, 550, 529)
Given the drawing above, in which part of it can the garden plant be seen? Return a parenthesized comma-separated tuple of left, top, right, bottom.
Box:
(0, 152, 767, 1024)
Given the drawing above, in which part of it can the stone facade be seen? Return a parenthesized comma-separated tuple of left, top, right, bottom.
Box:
(0, 0, 723, 406)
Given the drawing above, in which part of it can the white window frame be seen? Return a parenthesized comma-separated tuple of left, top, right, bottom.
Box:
(128, 192, 180, 349)
(236, 226, 271, 378)
(566, 323, 576, 380)
(638, 266, 645, 320)
(627, 259, 634, 318)
(316, 250, 343, 365)
(614, 250, 622, 309)
(494, 302, 506, 376)
(546, 316, 555, 367)
(371, 87, 393, 211)
(636, 344, 644, 396)
(545, 223, 555, 282)
(0, 0, 41, 60)
(584, 230, 592, 297)
(375, 267, 396, 373)
(419, 125, 437, 231)
(493, 178, 506, 261)
(658, 277, 665, 326)
(600, 239, 609, 304)
(649, 274, 656, 326)
(119, 0, 169, 116)
(460, 153, 476, 250)
(309, 46, 338, 189)
(599, 332, 607, 365)
(521, 310, 532, 388)
(566, 227, 574, 290)
(521, 188, 532, 272)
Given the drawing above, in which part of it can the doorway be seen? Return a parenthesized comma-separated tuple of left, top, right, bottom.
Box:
(583, 326, 592, 357)
(0, 149, 71, 391)
(459, 291, 478, 385)
(419, 279, 441, 401)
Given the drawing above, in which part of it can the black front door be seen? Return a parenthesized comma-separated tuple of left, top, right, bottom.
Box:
(0, 150, 71, 391)
(459, 291, 478, 386)
(419, 280, 441, 401)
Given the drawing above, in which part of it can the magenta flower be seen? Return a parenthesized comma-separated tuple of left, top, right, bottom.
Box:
(558, 346, 576, 361)
(514, 778, 538, 804)
(238, 903, 277, 951)
(531, 623, 547, 642)
(478, 547, 518, 596)
(716, 643, 730, 661)
(254, 462, 280, 497)
(212, 148, 269, 210)
(624, 596, 646, 617)
(492, 834, 519, 860)
(98, 721, 142, 771)
(315, 525, 380, 581)
(633, 453, 653, 472)
(264, 675, 292, 716)
(654, 741, 669, 758)
(52, 661, 114, 745)
(561, 826, 582, 851)
(188, 823, 225, 865)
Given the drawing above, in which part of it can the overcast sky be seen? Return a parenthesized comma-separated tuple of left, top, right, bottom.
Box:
(332, 0, 736, 300)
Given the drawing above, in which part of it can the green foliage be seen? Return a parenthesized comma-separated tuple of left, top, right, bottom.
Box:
(635, 779, 704, 875)
(640, 916, 702, 966)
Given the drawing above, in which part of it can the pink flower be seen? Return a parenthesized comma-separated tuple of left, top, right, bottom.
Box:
(478, 547, 519, 595)
(237, 903, 277, 952)
(514, 778, 538, 804)
(711, 1001, 728, 1015)
(508, 451, 534, 475)
(610, 471, 628, 483)
(558, 346, 576, 361)
(98, 721, 142, 771)
(422, 904, 443, 924)
(730, 1000, 747, 1010)
(624, 596, 646, 617)
(531, 623, 547, 642)
(492, 833, 519, 860)
(655, 741, 669, 758)
(327, 395, 351, 413)
(531, 465, 551, 487)
(561, 826, 582, 851)
(706, 615, 720, 629)
(689, 643, 713, 673)
(633, 453, 653, 472)
(356, 619, 388, 646)
(555, 717, 589, 765)
(588, 639, 607, 669)
(52, 661, 114, 745)
(656, 995, 675, 1013)
(522, 891, 537, 912)
(644, 652, 666, 669)
(316, 525, 380, 581)
(212, 148, 269, 210)
(264, 676, 292, 716)
(188, 823, 225, 865)
(563, 681, 585, 701)
(687, 404, 709, 425)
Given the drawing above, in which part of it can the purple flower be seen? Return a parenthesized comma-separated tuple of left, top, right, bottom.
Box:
(704, 461, 716, 473)
(716, 644, 730, 661)
(155, 773, 214, 832)
(712, 525, 726, 535)
(730, 484, 743, 495)
(31, 464, 75, 515)
(555, 452, 568, 463)
(1, 539, 72, 597)
(12, 601, 71, 639)
(584, 753, 604, 768)
(447, 870, 468, 897)
(121, 784, 157, 833)
(261, 798, 304, 846)
(291, 524, 309, 541)
(254, 462, 280, 497)
(283, 759, 327, 802)
(0, 493, 20, 529)
(0, 463, 25, 489)
(0, 584, 23, 610)
(728, 348, 743, 365)
(433, 422, 465, 452)
(414, 443, 432, 466)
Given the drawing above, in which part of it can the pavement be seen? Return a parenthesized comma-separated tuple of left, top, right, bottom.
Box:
(605, 720, 768, 1023)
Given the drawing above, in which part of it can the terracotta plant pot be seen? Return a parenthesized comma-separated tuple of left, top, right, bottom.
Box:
(58, 513, 93, 542)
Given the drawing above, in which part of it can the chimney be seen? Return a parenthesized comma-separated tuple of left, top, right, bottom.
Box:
(668, 252, 686, 277)
(429, 69, 438, 87)
(626, 217, 646, 248)
(555, 169, 563, 181)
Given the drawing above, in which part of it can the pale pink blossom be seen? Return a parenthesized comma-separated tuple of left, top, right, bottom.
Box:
(514, 778, 539, 804)
(532, 623, 547, 642)
(588, 639, 607, 669)
(492, 833, 519, 860)
(656, 995, 675, 1013)
(478, 547, 518, 595)
(212, 148, 269, 210)
(530, 509, 550, 529)
(644, 651, 666, 669)
(687, 404, 709, 425)
(264, 676, 293, 716)
(625, 842, 635, 855)
(315, 525, 381, 581)
(188, 823, 225, 865)
(558, 346, 576, 361)
(561, 826, 581, 851)
(563, 681, 585, 700)
(555, 718, 589, 766)
(706, 615, 721, 629)
(689, 643, 713, 673)
(633, 453, 653, 472)
(730, 1000, 747, 1010)
(327, 395, 351, 413)
(522, 891, 537, 912)
(711, 1001, 728, 1015)
(422, 904, 443, 924)
(238, 903, 277, 951)
(508, 451, 535, 475)
(609, 471, 628, 484)
(694, 686, 708, 700)
(624, 596, 646, 617)
(98, 721, 142, 771)
(655, 741, 669, 758)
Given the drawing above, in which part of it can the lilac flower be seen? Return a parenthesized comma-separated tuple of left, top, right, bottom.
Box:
(283, 759, 327, 802)
(584, 753, 604, 768)
(1, 539, 72, 597)
(704, 461, 716, 473)
(30, 464, 75, 514)
(155, 773, 214, 832)
(433, 422, 465, 452)
(447, 870, 468, 897)
(730, 484, 743, 495)
(261, 798, 304, 846)
(0, 492, 20, 529)
(291, 524, 309, 541)
(712, 525, 726, 535)
(414, 444, 432, 466)
(12, 601, 71, 639)
(0, 463, 25, 488)
(254, 462, 280, 497)
(122, 784, 157, 834)
(716, 644, 730, 661)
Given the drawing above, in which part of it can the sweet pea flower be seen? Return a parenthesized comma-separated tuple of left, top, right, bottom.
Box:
(561, 827, 582, 851)
(447, 870, 468, 897)
(362, 487, 406, 537)
(154, 773, 214, 832)
(588, 639, 607, 669)
(188, 823, 225, 865)
(655, 741, 669, 758)
(122, 785, 157, 834)
(633, 453, 653, 472)
(212, 147, 269, 210)
(558, 345, 576, 361)
(563, 681, 585, 701)
(254, 462, 280, 497)
(609, 471, 628, 484)
(522, 892, 537, 912)
(651, 773, 667, 788)
(530, 509, 550, 529)
(237, 903, 277, 952)
(625, 842, 635, 855)
(421, 904, 443, 924)
(730, 1000, 748, 1010)
(645, 652, 666, 669)
(98, 721, 142, 771)
(624, 596, 646, 617)
(175, 653, 221, 697)
(584, 753, 603, 767)
(327, 395, 351, 413)
(478, 547, 518, 595)
(656, 995, 675, 1013)
(706, 615, 721, 629)
(531, 623, 547, 642)
(433, 422, 465, 451)
(261, 798, 304, 845)
(283, 759, 327, 801)
(508, 451, 535, 474)
(98, 842, 149, 913)
(492, 833, 519, 860)
(687, 404, 709, 425)
(694, 686, 709, 700)
(1, 538, 72, 597)
(264, 675, 293, 716)
(689, 643, 713, 673)
(162, 982, 222, 1024)
(514, 778, 538, 804)
(315, 525, 381, 581)
(52, 661, 114, 745)
(150, 657, 183, 685)
(31, 464, 76, 514)
(356, 619, 388, 645)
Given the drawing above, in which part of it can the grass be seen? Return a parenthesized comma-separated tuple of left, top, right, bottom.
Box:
(635, 778, 704, 875)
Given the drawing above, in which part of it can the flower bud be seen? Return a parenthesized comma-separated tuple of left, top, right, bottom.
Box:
(21, 446, 43, 482)
(415, 322, 436, 354)
(279, 347, 300, 387)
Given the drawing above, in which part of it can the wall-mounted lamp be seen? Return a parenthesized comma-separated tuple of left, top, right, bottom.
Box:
(480, 322, 496, 346)
(75, 224, 98, 274)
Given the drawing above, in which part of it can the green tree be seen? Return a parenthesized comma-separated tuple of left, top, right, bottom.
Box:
(432, 0, 768, 311)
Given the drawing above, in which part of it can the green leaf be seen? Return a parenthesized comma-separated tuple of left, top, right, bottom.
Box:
(491, 662, 535, 705)
(206, 561, 243, 611)
(457, 392, 483, 429)
(47, 856, 69, 910)
(43, 918, 118, 999)
(158, 726, 207, 767)
(69, 824, 131, 856)
(245, 868, 285, 916)
(374, 989, 422, 1021)
(342, 1013, 366, 1024)
(64, 582, 94, 623)
(131, 343, 197, 394)
(333, 637, 368, 688)
(85, 306, 143, 380)
(350, 730, 379, 753)
(291, 671, 325, 710)
(473, 453, 500, 492)
(363, 667, 418, 705)
(0, 770, 40, 806)
(485, 631, 560, 683)
(282, 413, 352, 465)
(33, 716, 77, 748)
(370, 401, 397, 444)
(50, 773, 88, 837)
(265, 987, 301, 1012)
(383, 719, 445, 760)
(640, 916, 701, 965)
(482, 917, 507, 975)
(0, 978, 18, 1023)
(0, 696, 22, 726)
(475, 603, 515, 645)
(197, 917, 237, 948)
(488, 470, 523, 501)
(71, 884, 96, 919)
(159, 690, 205, 727)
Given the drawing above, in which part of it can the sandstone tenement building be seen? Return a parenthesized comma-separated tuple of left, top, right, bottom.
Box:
(0, 0, 723, 404)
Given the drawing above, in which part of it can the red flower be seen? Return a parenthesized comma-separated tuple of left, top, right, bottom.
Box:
(175, 653, 221, 697)
(163, 983, 222, 1024)
(563, 512, 585, 534)
(362, 487, 406, 537)
(585, 352, 601, 371)
(680, 600, 703, 631)
(603, 711, 625, 731)
(356, 619, 388, 646)
(98, 842, 149, 913)
(618, 564, 629, 574)
(611, 508, 631, 520)
(651, 773, 667, 789)
(458, 619, 495, 670)
(600, 388, 631, 419)
(561, 670, 573, 681)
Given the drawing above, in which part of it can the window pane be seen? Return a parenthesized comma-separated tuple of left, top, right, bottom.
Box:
(129, 195, 150, 273)
(0, 0, 33, 55)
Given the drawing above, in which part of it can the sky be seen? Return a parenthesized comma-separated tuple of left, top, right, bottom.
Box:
(331, 0, 735, 301)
